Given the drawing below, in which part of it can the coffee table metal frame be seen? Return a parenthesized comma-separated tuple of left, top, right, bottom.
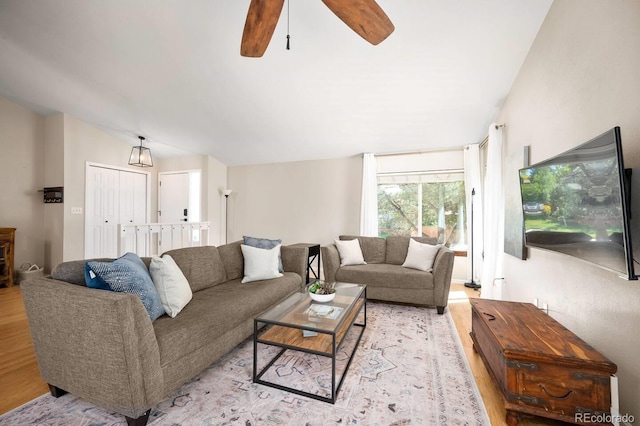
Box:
(253, 283, 367, 403)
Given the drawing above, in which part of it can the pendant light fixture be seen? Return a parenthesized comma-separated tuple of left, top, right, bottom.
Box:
(128, 136, 153, 167)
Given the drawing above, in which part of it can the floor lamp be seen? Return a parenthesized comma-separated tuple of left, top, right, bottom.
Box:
(223, 189, 232, 244)
(464, 188, 481, 290)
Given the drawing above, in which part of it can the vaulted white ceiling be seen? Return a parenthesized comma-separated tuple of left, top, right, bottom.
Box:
(0, 0, 552, 165)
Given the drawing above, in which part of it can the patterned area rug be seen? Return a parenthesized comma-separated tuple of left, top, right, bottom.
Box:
(1, 303, 489, 425)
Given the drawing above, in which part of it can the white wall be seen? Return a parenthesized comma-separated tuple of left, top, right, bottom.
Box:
(228, 154, 470, 280)
(0, 103, 226, 269)
(0, 97, 45, 270)
(228, 157, 362, 246)
(207, 155, 228, 246)
(43, 114, 64, 270)
(497, 0, 640, 416)
(61, 114, 158, 262)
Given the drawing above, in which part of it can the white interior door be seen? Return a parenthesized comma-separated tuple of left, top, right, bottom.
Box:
(159, 172, 190, 223)
(86, 166, 120, 258)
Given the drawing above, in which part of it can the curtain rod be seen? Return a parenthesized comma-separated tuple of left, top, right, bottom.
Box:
(378, 124, 505, 157)
(374, 146, 465, 158)
(378, 168, 464, 177)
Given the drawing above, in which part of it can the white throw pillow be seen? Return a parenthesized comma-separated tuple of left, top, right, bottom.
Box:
(241, 243, 284, 283)
(335, 238, 367, 266)
(402, 238, 441, 272)
(149, 254, 193, 318)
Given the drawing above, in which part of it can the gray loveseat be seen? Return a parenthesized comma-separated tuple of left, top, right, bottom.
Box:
(322, 235, 454, 314)
(20, 242, 308, 425)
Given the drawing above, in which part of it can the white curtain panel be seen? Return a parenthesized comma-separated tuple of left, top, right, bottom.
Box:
(480, 125, 505, 300)
(463, 144, 483, 285)
(360, 153, 378, 237)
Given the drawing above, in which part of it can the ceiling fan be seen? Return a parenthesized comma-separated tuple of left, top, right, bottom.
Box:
(241, 0, 395, 57)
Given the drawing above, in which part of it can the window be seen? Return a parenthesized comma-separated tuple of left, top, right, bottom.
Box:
(377, 171, 466, 249)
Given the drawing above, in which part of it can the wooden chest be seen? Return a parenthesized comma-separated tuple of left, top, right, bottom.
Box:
(470, 298, 617, 425)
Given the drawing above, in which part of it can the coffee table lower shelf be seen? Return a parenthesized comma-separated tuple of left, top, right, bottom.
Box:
(253, 296, 366, 404)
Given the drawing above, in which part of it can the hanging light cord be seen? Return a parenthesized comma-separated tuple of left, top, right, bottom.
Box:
(286, 0, 290, 50)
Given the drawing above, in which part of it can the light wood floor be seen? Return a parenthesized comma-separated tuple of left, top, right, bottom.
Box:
(0, 286, 49, 414)
(0, 284, 567, 424)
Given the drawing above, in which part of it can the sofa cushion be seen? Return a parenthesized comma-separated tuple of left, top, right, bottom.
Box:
(163, 246, 226, 292)
(385, 236, 438, 265)
(335, 263, 434, 290)
(402, 238, 441, 272)
(339, 235, 386, 263)
(152, 273, 301, 367)
(217, 241, 244, 281)
(335, 238, 366, 266)
(150, 254, 193, 318)
(240, 244, 283, 283)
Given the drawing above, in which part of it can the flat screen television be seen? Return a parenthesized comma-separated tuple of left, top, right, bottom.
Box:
(519, 127, 637, 279)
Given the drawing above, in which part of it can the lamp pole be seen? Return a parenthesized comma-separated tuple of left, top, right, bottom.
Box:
(223, 189, 232, 244)
(464, 188, 481, 290)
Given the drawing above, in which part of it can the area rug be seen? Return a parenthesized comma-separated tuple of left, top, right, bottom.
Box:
(0, 303, 489, 425)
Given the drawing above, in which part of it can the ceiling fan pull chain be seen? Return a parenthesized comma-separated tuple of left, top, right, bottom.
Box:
(286, 0, 291, 50)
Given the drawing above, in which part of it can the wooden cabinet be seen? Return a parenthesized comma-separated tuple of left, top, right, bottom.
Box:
(0, 228, 16, 287)
(470, 298, 616, 425)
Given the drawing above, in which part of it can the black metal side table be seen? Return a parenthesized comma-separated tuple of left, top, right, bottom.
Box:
(289, 243, 320, 284)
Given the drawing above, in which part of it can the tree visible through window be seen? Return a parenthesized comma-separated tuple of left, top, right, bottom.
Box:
(377, 178, 466, 249)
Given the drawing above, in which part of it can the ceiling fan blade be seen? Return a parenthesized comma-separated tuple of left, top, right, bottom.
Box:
(322, 0, 394, 45)
(241, 0, 285, 57)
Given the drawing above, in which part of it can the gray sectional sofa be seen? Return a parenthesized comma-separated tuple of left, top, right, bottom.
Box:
(20, 242, 308, 426)
(322, 235, 454, 314)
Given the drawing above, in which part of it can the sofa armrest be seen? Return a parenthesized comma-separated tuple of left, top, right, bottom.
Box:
(432, 247, 455, 308)
(21, 277, 164, 419)
(281, 245, 308, 288)
(321, 244, 340, 283)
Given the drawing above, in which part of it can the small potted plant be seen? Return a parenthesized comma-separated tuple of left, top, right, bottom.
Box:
(308, 280, 336, 302)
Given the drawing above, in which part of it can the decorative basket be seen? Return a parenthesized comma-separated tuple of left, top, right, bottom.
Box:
(15, 263, 44, 284)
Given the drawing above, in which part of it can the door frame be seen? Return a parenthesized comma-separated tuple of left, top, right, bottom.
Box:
(84, 162, 152, 258)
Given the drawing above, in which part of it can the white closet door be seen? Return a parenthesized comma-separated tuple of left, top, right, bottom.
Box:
(129, 172, 149, 255)
(119, 171, 148, 225)
(86, 166, 120, 258)
(119, 171, 135, 225)
(132, 172, 147, 223)
(86, 166, 148, 258)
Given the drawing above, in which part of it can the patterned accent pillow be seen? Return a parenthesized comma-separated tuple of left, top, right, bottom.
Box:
(85, 252, 165, 321)
(243, 236, 284, 272)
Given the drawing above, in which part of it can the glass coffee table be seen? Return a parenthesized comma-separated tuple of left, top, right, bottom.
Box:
(253, 282, 366, 403)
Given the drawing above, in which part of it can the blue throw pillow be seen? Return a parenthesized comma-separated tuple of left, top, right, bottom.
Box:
(243, 236, 284, 272)
(85, 252, 165, 321)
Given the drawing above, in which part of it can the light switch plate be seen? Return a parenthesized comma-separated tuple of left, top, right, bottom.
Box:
(71, 207, 83, 214)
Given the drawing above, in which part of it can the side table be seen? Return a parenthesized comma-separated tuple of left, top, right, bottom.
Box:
(289, 243, 320, 284)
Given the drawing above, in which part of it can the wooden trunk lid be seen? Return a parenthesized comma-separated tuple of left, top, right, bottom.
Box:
(470, 299, 616, 373)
